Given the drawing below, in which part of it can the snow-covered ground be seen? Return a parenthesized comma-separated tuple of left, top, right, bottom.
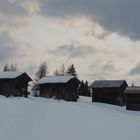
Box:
(0, 96, 140, 140)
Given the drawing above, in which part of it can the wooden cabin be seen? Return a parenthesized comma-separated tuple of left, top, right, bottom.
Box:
(37, 76, 80, 101)
(90, 80, 128, 106)
(125, 87, 140, 111)
(0, 72, 32, 97)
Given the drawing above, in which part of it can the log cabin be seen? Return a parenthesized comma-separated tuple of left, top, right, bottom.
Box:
(36, 76, 80, 101)
(0, 72, 32, 97)
(125, 87, 140, 111)
(90, 80, 128, 106)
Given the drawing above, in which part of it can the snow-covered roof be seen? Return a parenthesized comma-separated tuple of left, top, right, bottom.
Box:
(0, 72, 24, 79)
(37, 76, 75, 85)
(90, 80, 127, 88)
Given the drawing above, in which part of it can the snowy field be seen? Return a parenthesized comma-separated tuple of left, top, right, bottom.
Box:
(0, 96, 140, 140)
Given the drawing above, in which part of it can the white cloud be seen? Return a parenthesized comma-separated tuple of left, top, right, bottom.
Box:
(40, 0, 140, 40)
(7, 16, 140, 85)
(10, 0, 41, 14)
(0, 1, 140, 85)
(0, 0, 27, 16)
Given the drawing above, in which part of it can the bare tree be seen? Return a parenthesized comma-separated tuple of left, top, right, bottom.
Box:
(66, 64, 77, 77)
(3, 64, 18, 72)
(54, 64, 66, 76)
(35, 62, 48, 81)
(54, 69, 59, 76)
(131, 82, 135, 87)
(59, 64, 66, 76)
(3, 64, 9, 71)
(10, 64, 17, 71)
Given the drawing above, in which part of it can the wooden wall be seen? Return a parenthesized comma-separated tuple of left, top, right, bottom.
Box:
(126, 94, 140, 111)
(92, 87, 125, 106)
(39, 78, 80, 101)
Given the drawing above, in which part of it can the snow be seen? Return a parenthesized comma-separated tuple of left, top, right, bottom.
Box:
(0, 72, 23, 79)
(0, 96, 140, 140)
(37, 75, 75, 85)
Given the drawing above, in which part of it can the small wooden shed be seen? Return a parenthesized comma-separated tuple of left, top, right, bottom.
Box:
(37, 76, 80, 101)
(90, 80, 128, 106)
(0, 72, 32, 97)
(125, 87, 140, 111)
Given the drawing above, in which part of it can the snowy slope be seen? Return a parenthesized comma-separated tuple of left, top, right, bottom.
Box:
(0, 96, 139, 140)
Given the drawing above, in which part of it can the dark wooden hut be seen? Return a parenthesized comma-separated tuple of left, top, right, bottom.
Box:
(37, 76, 80, 101)
(125, 87, 140, 111)
(90, 80, 128, 106)
(0, 72, 32, 97)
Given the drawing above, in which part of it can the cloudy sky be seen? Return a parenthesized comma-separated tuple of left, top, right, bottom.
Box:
(0, 0, 140, 85)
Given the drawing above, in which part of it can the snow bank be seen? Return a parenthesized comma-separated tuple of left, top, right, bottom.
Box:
(0, 96, 139, 140)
